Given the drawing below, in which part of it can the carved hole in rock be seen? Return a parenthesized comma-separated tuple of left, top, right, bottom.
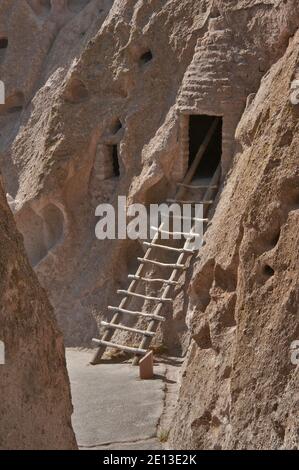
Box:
(189, 115, 223, 180)
(111, 118, 122, 135)
(139, 50, 153, 67)
(2, 92, 25, 114)
(41, 204, 64, 252)
(0, 37, 8, 65)
(270, 228, 281, 248)
(0, 37, 8, 51)
(263, 264, 275, 278)
(112, 145, 120, 177)
(64, 78, 89, 103)
(92, 144, 120, 181)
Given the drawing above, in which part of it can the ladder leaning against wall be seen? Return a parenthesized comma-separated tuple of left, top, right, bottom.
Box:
(91, 117, 221, 366)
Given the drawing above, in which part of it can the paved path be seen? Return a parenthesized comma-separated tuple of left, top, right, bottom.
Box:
(66, 349, 165, 450)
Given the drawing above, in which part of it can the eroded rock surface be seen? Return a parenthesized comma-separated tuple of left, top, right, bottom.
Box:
(1, 0, 298, 353)
(0, 180, 76, 449)
(170, 31, 299, 451)
(0, 0, 298, 450)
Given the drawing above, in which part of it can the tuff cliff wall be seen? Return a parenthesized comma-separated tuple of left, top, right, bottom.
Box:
(170, 30, 299, 450)
(1, 0, 210, 349)
(0, 179, 76, 449)
(1, 0, 298, 354)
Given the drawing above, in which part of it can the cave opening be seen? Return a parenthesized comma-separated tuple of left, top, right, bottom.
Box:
(0, 37, 8, 49)
(188, 115, 222, 180)
(0, 37, 8, 65)
(139, 50, 153, 66)
(111, 118, 122, 134)
(112, 145, 120, 177)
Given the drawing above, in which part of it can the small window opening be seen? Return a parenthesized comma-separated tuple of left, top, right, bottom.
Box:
(93, 144, 120, 181)
(139, 50, 153, 66)
(0, 37, 8, 65)
(263, 265, 275, 278)
(111, 118, 122, 134)
(188, 115, 223, 180)
(0, 37, 8, 49)
(112, 145, 120, 177)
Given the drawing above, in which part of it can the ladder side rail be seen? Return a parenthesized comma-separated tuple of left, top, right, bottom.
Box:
(91, 221, 166, 364)
(132, 165, 222, 364)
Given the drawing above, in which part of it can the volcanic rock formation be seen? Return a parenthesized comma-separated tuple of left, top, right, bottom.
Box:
(2, 0, 298, 352)
(170, 29, 299, 450)
(0, 179, 76, 449)
(0, 0, 298, 450)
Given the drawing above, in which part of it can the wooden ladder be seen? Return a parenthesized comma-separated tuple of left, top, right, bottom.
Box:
(90, 118, 221, 366)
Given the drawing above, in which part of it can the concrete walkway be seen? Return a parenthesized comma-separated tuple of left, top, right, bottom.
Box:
(66, 349, 165, 450)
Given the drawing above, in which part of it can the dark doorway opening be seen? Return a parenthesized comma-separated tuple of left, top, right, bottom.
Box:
(0, 37, 8, 64)
(112, 145, 120, 177)
(0, 37, 8, 49)
(188, 115, 222, 180)
(111, 118, 122, 134)
(139, 50, 153, 66)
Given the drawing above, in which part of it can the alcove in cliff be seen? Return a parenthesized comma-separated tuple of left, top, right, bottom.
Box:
(188, 115, 222, 180)
(0, 37, 8, 49)
(93, 144, 120, 180)
(112, 145, 120, 177)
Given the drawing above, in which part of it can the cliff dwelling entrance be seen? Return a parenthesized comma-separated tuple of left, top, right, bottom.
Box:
(188, 115, 222, 180)
(0, 37, 8, 49)
(112, 145, 120, 177)
(93, 144, 120, 181)
(0, 36, 8, 64)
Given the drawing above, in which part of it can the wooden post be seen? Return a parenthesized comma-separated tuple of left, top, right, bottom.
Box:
(139, 350, 154, 380)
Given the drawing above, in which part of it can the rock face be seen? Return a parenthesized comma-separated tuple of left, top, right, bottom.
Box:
(170, 31, 299, 450)
(2, 0, 298, 353)
(0, 0, 299, 450)
(0, 181, 76, 449)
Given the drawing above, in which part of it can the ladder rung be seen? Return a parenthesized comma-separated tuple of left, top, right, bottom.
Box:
(101, 321, 155, 337)
(151, 226, 201, 238)
(167, 198, 214, 205)
(92, 338, 147, 355)
(143, 241, 195, 254)
(108, 306, 166, 322)
(177, 183, 218, 190)
(128, 274, 179, 286)
(117, 289, 172, 303)
(137, 257, 186, 269)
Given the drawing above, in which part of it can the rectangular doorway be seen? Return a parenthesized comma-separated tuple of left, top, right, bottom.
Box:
(188, 115, 223, 180)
